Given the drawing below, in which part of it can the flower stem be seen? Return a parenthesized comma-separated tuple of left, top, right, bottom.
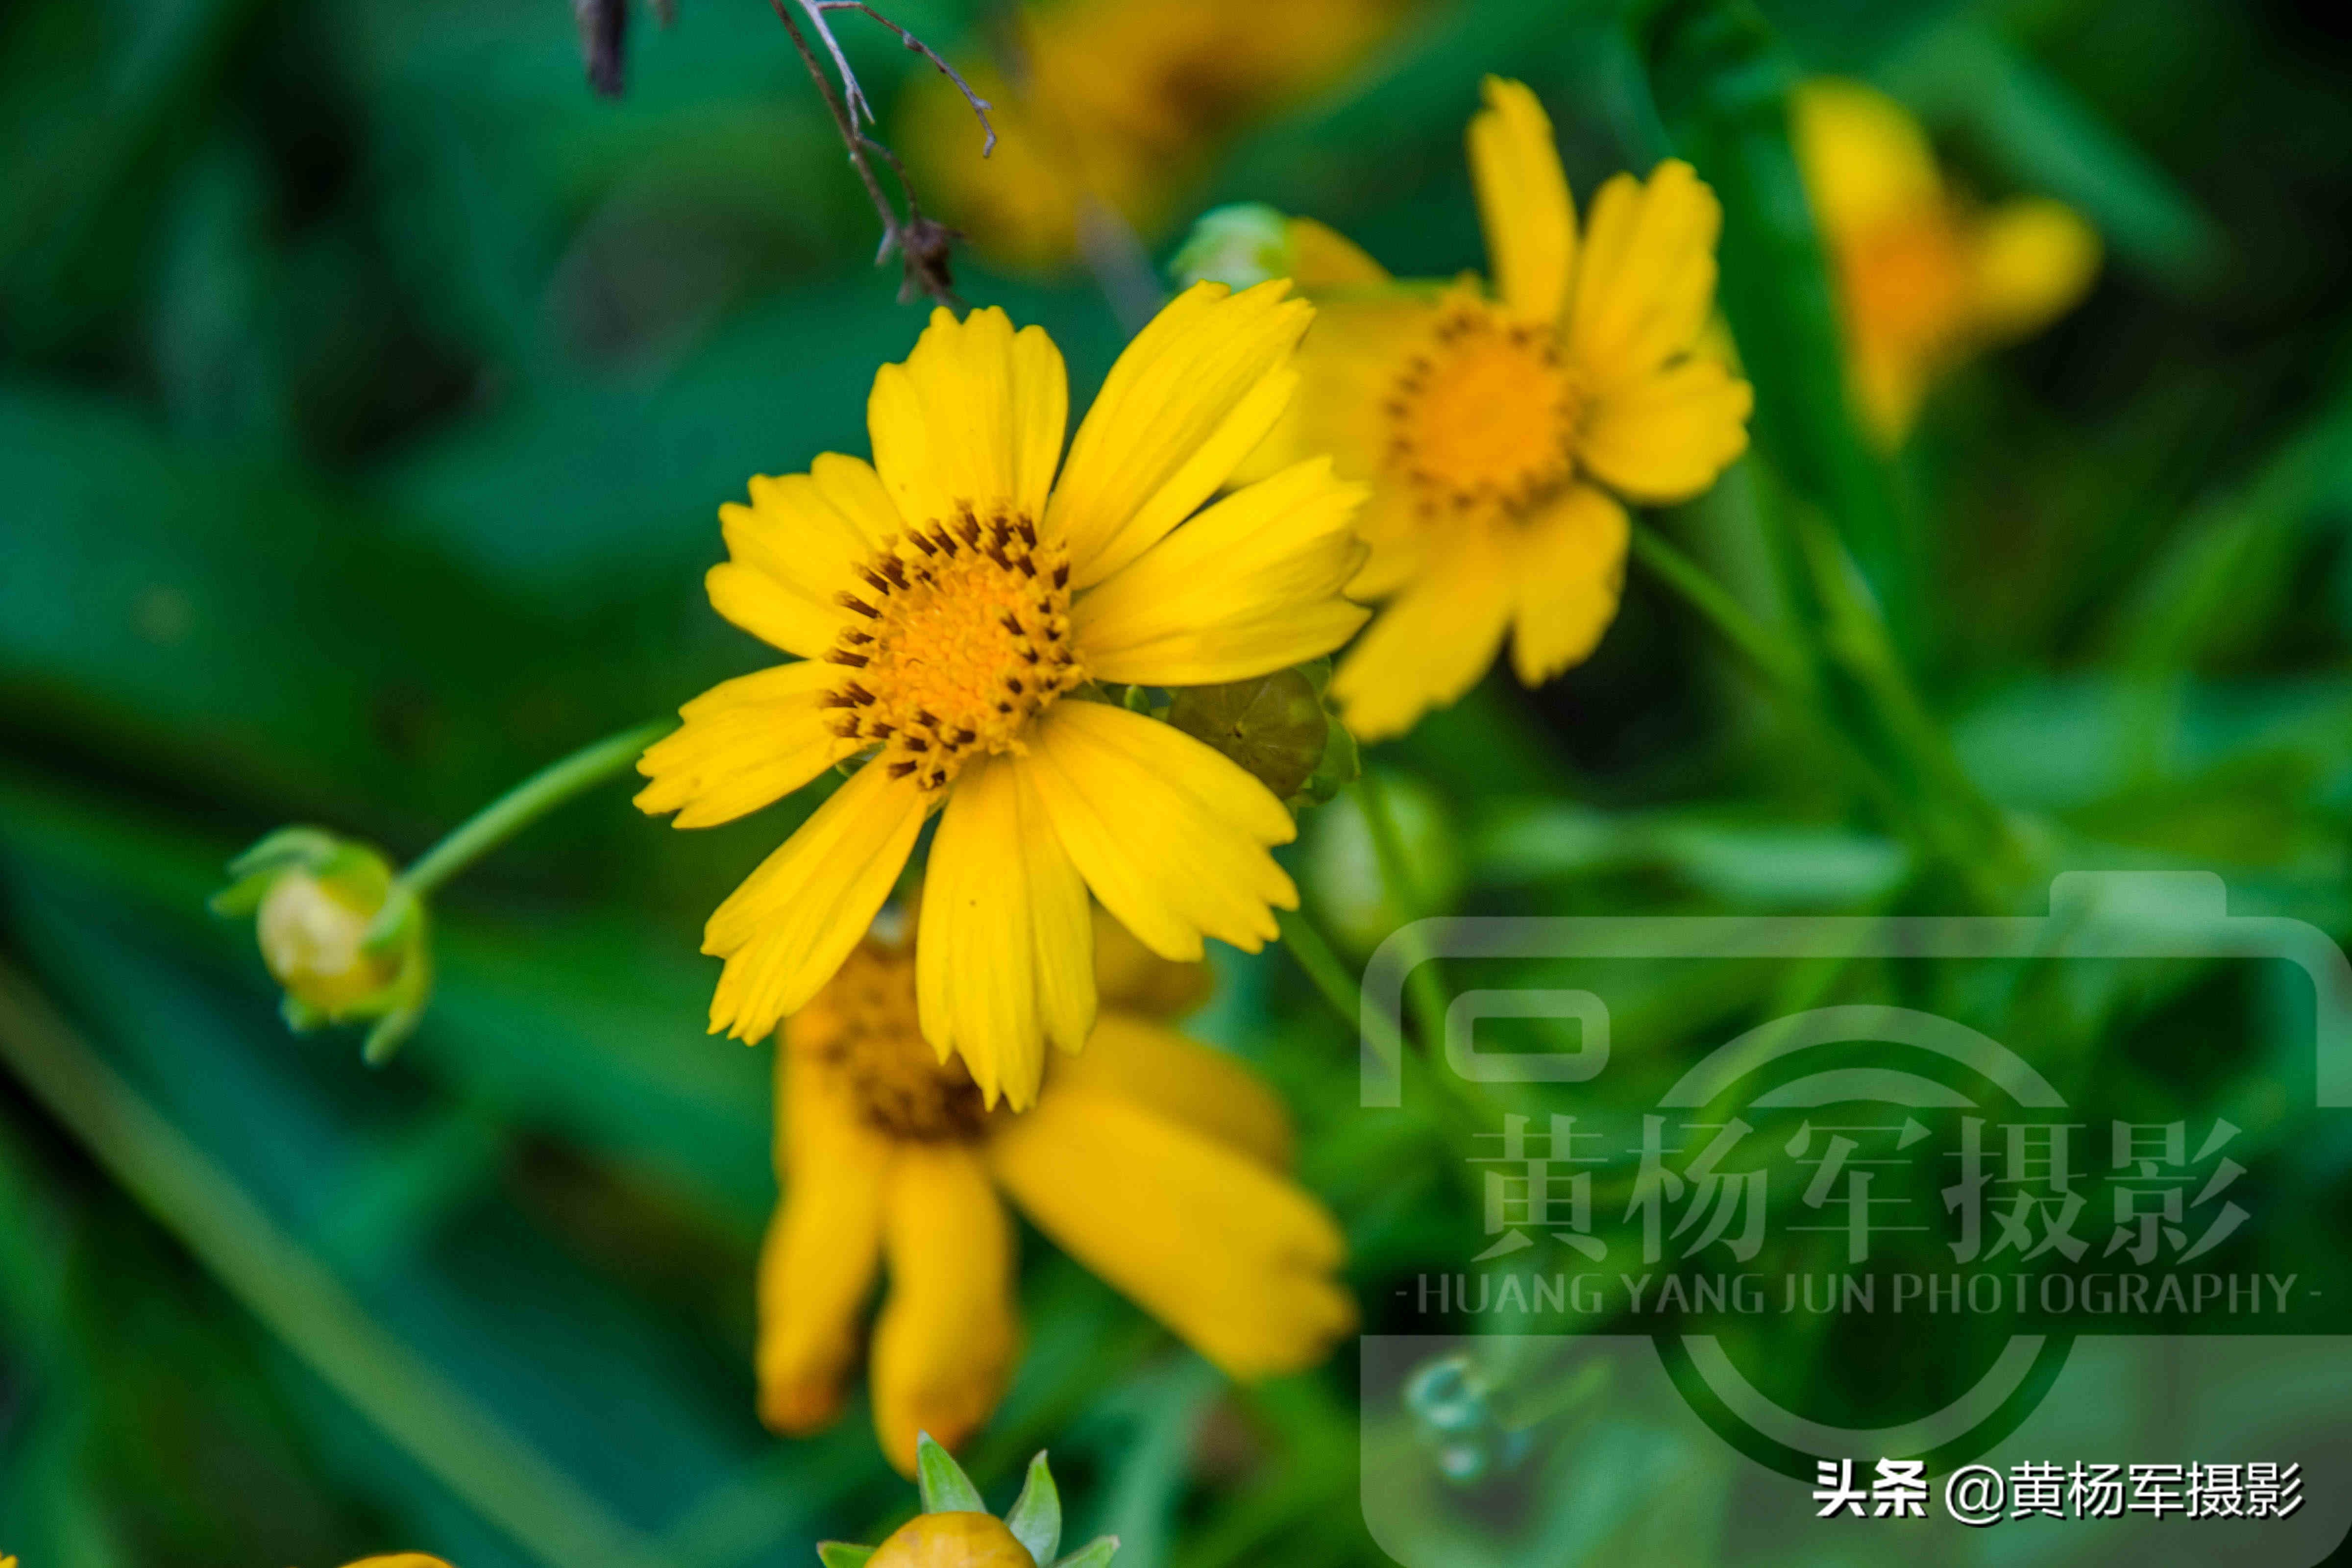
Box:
(398, 719, 672, 903)
(1627, 520, 1809, 692)
(1353, 771, 1450, 1054)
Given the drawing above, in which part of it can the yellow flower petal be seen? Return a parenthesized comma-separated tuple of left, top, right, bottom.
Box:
(1791, 77, 1942, 240)
(869, 305, 1068, 527)
(1050, 1009, 1295, 1168)
(759, 1045, 890, 1434)
(1023, 701, 1297, 962)
(1331, 530, 1516, 741)
(705, 764, 929, 1042)
(1047, 280, 1311, 588)
(1566, 160, 1725, 393)
(1090, 903, 1213, 1018)
(1508, 483, 1630, 686)
(340, 1558, 455, 1568)
(991, 1087, 1353, 1378)
(870, 1142, 1019, 1477)
(1286, 215, 1392, 289)
(1577, 356, 1753, 505)
(1970, 196, 2100, 343)
(1234, 291, 1441, 491)
(1468, 76, 1574, 323)
(707, 457, 904, 658)
(635, 662, 849, 828)
(1072, 456, 1370, 686)
(916, 754, 1096, 1112)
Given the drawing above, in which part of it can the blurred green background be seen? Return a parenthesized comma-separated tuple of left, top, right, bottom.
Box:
(6, 0, 2352, 1563)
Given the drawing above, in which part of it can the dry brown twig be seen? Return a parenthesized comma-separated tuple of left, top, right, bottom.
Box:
(577, 0, 993, 308)
(769, 0, 995, 309)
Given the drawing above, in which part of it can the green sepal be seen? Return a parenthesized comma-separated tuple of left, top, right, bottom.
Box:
(816, 1544, 876, 1568)
(281, 994, 329, 1034)
(914, 1432, 985, 1515)
(1052, 1536, 1119, 1568)
(1166, 667, 1331, 804)
(1005, 1450, 1061, 1567)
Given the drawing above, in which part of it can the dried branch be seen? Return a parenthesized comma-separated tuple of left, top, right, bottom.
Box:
(768, 0, 980, 309)
(812, 0, 998, 155)
(575, 0, 628, 97)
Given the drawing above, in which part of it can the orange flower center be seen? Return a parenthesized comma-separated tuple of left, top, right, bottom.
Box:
(823, 506, 1084, 794)
(1383, 297, 1581, 519)
(805, 941, 987, 1141)
(1838, 210, 1972, 367)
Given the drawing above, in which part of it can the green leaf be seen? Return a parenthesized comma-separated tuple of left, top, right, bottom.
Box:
(915, 1432, 985, 1515)
(1005, 1451, 1062, 1568)
(816, 1544, 877, 1568)
(1052, 1537, 1119, 1568)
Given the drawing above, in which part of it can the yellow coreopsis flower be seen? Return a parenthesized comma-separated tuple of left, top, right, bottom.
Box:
(638, 284, 1368, 1111)
(1227, 77, 1752, 742)
(759, 908, 1355, 1475)
(1793, 78, 2101, 446)
(901, 0, 1406, 270)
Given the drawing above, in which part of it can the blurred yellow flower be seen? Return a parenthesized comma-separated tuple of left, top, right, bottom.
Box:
(639, 284, 1367, 1111)
(759, 908, 1354, 1475)
(1793, 78, 2101, 446)
(341, 1557, 453, 1568)
(1232, 77, 1751, 741)
(901, 0, 1407, 269)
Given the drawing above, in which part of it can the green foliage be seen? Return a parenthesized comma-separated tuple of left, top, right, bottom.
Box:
(5, 0, 2352, 1566)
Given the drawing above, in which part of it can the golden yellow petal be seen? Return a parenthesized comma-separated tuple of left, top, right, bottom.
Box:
(1969, 196, 2100, 343)
(1566, 160, 1725, 393)
(705, 765, 929, 1042)
(1468, 76, 1575, 323)
(1791, 77, 1943, 240)
(1023, 702, 1297, 963)
(1286, 216, 1392, 289)
(1047, 280, 1311, 588)
(1072, 456, 1370, 687)
(340, 1558, 454, 1568)
(635, 662, 849, 828)
(916, 754, 1096, 1112)
(1090, 901, 1212, 1018)
(1577, 356, 1753, 506)
(869, 305, 1068, 527)
(759, 1046, 890, 1435)
(707, 458, 903, 657)
(1507, 484, 1631, 687)
(1330, 529, 1516, 742)
(1050, 1010, 1294, 1168)
(870, 1143, 1019, 1477)
(1232, 290, 1442, 491)
(991, 1087, 1354, 1378)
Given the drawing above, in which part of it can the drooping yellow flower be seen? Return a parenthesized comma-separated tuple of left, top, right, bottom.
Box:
(1226, 77, 1752, 742)
(901, 0, 1407, 270)
(1793, 78, 2101, 446)
(639, 285, 1368, 1111)
(759, 907, 1354, 1475)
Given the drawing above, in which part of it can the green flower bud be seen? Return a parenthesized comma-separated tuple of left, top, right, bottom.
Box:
(1165, 660, 1359, 809)
(1170, 203, 1294, 292)
(820, 1437, 1116, 1568)
(211, 827, 431, 1063)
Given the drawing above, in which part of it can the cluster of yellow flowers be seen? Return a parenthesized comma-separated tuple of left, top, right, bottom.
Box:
(223, 47, 2097, 1535)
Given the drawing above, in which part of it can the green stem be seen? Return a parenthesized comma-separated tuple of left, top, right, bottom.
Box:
(400, 719, 672, 901)
(1353, 772, 1450, 1055)
(0, 964, 666, 1568)
(1628, 521, 1810, 692)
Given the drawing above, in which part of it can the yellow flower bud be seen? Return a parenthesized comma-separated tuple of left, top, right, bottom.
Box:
(258, 866, 402, 1011)
(868, 1513, 1036, 1568)
(212, 827, 431, 1063)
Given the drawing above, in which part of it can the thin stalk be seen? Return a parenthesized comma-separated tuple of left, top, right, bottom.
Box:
(399, 719, 670, 902)
(1628, 520, 1810, 692)
(1353, 771, 1450, 1055)
(0, 965, 664, 1568)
